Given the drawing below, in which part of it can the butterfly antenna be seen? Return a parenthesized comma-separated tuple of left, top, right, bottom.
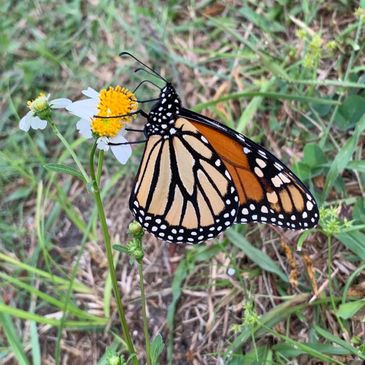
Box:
(119, 51, 168, 83)
(133, 78, 161, 93)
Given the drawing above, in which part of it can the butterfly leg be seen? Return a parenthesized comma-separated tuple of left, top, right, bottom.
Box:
(125, 128, 145, 133)
(108, 140, 147, 146)
(137, 98, 159, 103)
(93, 109, 148, 119)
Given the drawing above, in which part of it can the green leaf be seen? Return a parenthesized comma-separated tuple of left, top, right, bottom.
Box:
(43, 163, 86, 182)
(273, 342, 351, 357)
(0, 300, 30, 365)
(0, 302, 106, 328)
(353, 197, 365, 223)
(4, 186, 33, 202)
(29, 321, 41, 365)
(347, 160, 365, 173)
(113, 244, 130, 254)
(337, 300, 365, 319)
(314, 325, 365, 360)
(150, 333, 164, 365)
(323, 115, 365, 198)
(228, 345, 272, 365)
(227, 230, 288, 282)
(302, 143, 326, 168)
(291, 161, 313, 181)
(296, 230, 312, 251)
(237, 79, 275, 132)
(334, 95, 365, 130)
(240, 6, 285, 32)
(335, 231, 365, 260)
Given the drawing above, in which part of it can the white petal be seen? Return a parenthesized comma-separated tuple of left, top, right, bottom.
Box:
(110, 133, 132, 164)
(66, 99, 98, 119)
(76, 119, 93, 139)
(30, 116, 47, 130)
(19, 111, 33, 132)
(50, 98, 72, 109)
(82, 87, 99, 99)
(96, 137, 110, 151)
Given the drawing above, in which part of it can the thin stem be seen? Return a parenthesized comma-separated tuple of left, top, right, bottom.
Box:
(137, 259, 151, 365)
(48, 120, 90, 184)
(96, 150, 104, 185)
(89, 142, 138, 364)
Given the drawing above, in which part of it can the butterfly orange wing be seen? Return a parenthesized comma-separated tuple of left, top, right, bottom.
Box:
(185, 112, 319, 230)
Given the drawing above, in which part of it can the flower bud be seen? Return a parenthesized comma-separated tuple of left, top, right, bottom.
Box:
(126, 239, 144, 261)
(128, 221, 144, 239)
(27, 93, 51, 120)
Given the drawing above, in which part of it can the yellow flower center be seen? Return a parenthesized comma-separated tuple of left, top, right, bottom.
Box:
(91, 86, 138, 138)
(27, 92, 49, 113)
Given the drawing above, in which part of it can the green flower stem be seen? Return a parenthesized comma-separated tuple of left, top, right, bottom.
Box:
(137, 258, 152, 365)
(48, 119, 90, 184)
(89, 142, 138, 364)
(97, 150, 104, 185)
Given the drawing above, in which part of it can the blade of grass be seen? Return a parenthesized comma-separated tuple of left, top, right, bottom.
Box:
(314, 325, 365, 360)
(237, 79, 275, 132)
(323, 115, 365, 199)
(193, 91, 339, 112)
(335, 231, 365, 260)
(0, 272, 103, 321)
(0, 300, 30, 365)
(29, 312, 41, 365)
(0, 303, 107, 328)
(0, 252, 92, 293)
(266, 326, 346, 365)
(227, 230, 288, 283)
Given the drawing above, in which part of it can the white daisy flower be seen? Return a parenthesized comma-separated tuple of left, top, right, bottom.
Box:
(19, 93, 71, 132)
(66, 86, 138, 165)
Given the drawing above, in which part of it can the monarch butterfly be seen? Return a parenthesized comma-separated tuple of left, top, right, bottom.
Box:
(115, 53, 319, 244)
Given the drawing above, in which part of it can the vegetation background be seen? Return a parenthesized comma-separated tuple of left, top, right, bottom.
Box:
(1, 1, 365, 364)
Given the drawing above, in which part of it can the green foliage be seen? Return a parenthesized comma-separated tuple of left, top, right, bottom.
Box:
(150, 334, 164, 365)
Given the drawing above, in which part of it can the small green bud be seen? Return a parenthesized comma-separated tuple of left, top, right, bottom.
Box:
(126, 239, 144, 261)
(108, 355, 121, 365)
(351, 336, 361, 346)
(128, 221, 144, 239)
(296, 29, 307, 40)
(27, 93, 51, 120)
(326, 40, 337, 52)
(309, 34, 322, 50)
(355, 7, 365, 21)
(319, 207, 352, 236)
(243, 301, 259, 327)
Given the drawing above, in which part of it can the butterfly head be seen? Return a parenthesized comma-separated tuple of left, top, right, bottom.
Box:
(145, 83, 181, 135)
(157, 83, 181, 113)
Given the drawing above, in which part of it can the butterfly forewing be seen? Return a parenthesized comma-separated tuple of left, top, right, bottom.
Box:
(183, 111, 319, 230)
(129, 118, 239, 244)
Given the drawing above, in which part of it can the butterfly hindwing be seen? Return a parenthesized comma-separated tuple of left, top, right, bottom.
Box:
(182, 109, 319, 230)
(129, 118, 239, 244)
